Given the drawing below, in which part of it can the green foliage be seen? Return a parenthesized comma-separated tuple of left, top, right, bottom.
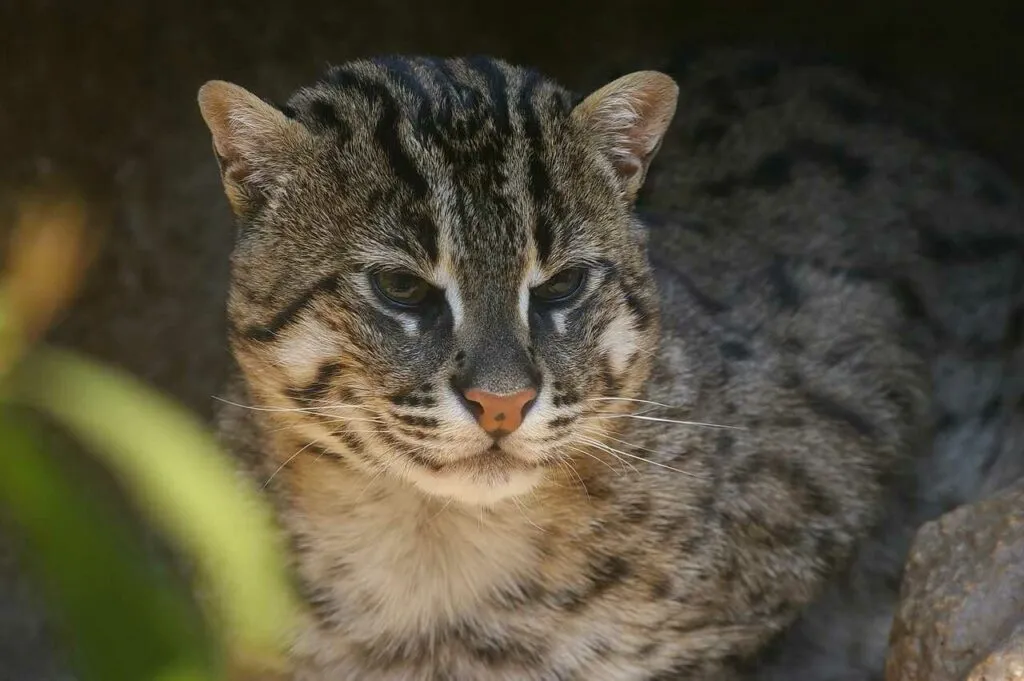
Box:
(0, 194, 298, 681)
(0, 412, 212, 681)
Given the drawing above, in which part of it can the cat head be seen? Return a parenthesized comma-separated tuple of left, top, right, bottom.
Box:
(199, 57, 677, 506)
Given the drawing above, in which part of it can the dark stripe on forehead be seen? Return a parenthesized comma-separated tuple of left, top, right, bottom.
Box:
(466, 56, 511, 137)
(303, 97, 352, 141)
(518, 71, 554, 265)
(243, 274, 339, 341)
(406, 209, 439, 263)
(326, 67, 430, 199)
(375, 56, 431, 105)
(419, 57, 465, 117)
(423, 56, 459, 84)
(375, 57, 469, 170)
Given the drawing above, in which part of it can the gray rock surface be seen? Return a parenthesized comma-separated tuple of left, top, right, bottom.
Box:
(963, 619, 1024, 680)
(886, 481, 1024, 681)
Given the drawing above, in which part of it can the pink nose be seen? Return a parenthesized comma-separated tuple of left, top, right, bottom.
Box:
(461, 387, 538, 436)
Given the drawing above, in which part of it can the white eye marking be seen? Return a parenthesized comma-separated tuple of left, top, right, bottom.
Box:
(398, 315, 420, 337)
(520, 263, 545, 325)
(518, 286, 531, 326)
(551, 311, 568, 334)
(433, 267, 463, 329)
(600, 314, 638, 373)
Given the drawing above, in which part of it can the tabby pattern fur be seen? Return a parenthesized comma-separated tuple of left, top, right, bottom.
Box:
(199, 48, 1024, 680)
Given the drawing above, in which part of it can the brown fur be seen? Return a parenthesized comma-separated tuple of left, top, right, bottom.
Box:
(201, 50, 1024, 680)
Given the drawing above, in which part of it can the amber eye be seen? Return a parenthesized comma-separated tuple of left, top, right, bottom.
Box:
(371, 270, 433, 308)
(532, 268, 587, 303)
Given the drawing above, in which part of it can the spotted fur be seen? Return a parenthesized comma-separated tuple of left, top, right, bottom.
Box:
(201, 49, 1024, 680)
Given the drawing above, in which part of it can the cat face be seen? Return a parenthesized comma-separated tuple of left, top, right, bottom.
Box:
(200, 57, 677, 505)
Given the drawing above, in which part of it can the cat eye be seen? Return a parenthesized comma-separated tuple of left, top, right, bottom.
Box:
(371, 270, 433, 308)
(532, 268, 587, 303)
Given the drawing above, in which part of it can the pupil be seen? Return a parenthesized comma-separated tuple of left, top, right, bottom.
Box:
(392, 278, 415, 296)
(536, 269, 582, 299)
(381, 273, 420, 300)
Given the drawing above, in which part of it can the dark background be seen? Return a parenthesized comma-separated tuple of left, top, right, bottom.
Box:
(0, 1, 1022, 679)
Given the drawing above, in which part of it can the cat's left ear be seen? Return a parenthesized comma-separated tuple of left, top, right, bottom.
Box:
(572, 71, 679, 202)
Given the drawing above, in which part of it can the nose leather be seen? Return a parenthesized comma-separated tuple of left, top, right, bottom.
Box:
(462, 387, 538, 435)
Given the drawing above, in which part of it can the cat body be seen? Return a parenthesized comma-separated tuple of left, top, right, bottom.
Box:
(202, 49, 1024, 680)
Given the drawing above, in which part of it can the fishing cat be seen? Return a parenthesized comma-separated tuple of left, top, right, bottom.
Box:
(199, 48, 1024, 680)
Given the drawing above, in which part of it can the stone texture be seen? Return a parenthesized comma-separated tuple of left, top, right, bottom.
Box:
(964, 619, 1024, 680)
(886, 481, 1024, 681)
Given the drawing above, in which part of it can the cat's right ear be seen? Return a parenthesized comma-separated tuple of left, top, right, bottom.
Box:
(197, 80, 305, 216)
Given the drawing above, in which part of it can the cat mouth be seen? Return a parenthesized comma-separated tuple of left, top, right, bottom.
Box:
(401, 441, 548, 504)
(417, 444, 540, 475)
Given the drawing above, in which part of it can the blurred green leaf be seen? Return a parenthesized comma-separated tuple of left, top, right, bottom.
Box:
(9, 347, 299, 672)
(0, 189, 295, 680)
(0, 410, 213, 681)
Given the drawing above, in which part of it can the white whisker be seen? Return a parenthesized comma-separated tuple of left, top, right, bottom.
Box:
(566, 444, 630, 477)
(262, 421, 387, 436)
(353, 464, 390, 505)
(575, 436, 702, 478)
(574, 439, 640, 476)
(578, 427, 672, 459)
(556, 460, 591, 503)
(586, 396, 687, 410)
(308, 416, 389, 425)
(263, 439, 321, 489)
(212, 395, 365, 413)
(583, 413, 744, 430)
(426, 497, 455, 523)
(510, 496, 546, 533)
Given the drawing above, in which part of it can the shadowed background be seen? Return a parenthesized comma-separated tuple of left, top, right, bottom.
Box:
(0, 0, 1021, 679)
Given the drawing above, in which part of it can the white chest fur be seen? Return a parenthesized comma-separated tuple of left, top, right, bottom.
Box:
(288, 466, 545, 645)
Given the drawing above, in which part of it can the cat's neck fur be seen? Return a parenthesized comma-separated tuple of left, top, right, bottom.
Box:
(220, 371, 601, 626)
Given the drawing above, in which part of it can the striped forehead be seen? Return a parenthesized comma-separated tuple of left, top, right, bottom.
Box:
(290, 56, 586, 313)
(430, 166, 539, 323)
(341, 60, 564, 281)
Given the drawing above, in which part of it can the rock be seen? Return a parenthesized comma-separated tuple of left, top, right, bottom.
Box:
(885, 481, 1024, 681)
(963, 619, 1024, 681)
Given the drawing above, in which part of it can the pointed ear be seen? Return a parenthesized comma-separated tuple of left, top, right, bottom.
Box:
(197, 80, 305, 216)
(572, 71, 678, 201)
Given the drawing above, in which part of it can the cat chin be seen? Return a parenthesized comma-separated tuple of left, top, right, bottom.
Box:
(402, 463, 545, 507)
